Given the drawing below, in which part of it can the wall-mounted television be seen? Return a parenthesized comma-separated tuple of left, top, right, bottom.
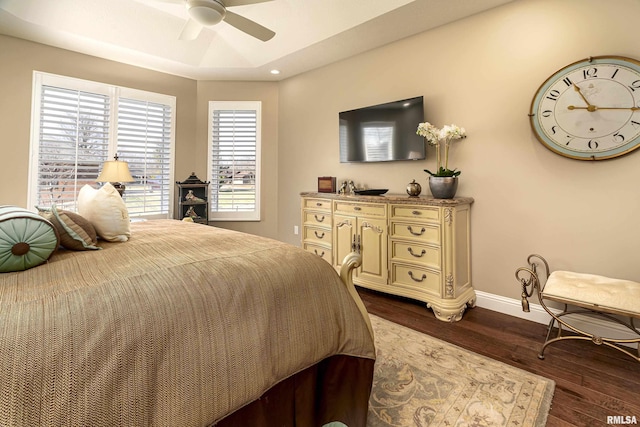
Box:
(339, 96, 425, 163)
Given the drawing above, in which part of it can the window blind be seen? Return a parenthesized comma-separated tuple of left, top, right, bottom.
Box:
(209, 103, 260, 221)
(36, 85, 110, 211)
(117, 97, 172, 217)
(30, 72, 176, 219)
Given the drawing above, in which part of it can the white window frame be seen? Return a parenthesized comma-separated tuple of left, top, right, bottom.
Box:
(28, 71, 176, 219)
(208, 101, 261, 221)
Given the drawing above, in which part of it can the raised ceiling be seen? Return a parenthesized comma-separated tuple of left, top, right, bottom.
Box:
(0, 0, 515, 80)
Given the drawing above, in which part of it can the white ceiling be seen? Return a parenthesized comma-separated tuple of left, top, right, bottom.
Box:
(0, 0, 515, 81)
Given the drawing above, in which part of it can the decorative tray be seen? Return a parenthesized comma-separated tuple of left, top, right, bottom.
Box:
(353, 189, 388, 196)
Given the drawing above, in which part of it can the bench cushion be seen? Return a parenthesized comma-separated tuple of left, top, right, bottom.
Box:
(544, 270, 640, 318)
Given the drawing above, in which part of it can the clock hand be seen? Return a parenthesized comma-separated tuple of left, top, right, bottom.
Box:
(596, 106, 640, 111)
(568, 105, 640, 111)
(567, 104, 597, 112)
(573, 84, 595, 108)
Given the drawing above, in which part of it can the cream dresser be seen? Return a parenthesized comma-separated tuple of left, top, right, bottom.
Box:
(300, 192, 475, 322)
(300, 196, 333, 264)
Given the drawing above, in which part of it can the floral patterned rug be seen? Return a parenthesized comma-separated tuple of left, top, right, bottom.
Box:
(368, 315, 555, 427)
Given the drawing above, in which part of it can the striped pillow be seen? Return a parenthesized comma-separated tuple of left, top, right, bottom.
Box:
(37, 205, 100, 251)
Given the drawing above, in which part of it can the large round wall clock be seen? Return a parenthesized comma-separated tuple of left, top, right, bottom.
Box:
(530, 55, 640, 160)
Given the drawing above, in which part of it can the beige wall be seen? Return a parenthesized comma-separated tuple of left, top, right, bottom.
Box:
(277, 0, 640, 300)
(0, 35, 198, 212)
(195, 81, 279, 239)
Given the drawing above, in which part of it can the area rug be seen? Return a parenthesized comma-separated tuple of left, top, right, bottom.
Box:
(367, 315, 555, 427)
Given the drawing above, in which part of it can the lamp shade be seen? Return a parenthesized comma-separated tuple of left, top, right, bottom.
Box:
(96, 159, 135, 183)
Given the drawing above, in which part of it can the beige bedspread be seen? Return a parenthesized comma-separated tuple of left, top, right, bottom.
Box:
(0, 220, 375, 426)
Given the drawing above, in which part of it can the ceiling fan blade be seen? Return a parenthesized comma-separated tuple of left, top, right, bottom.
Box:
(179, 18, 204, 40)
(223, 10, 275, 41)
(223, 0, 274, 7)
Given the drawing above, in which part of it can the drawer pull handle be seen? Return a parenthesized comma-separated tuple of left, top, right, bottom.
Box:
(412, 210, 421, 216)
(407, 226, 426, 236)
(408, 247, 426, 258)
(314, 231, 325, 239)
(408, 271, 427, 282)
(353, 206, 362, 211)
(314, 214, 325, 222)
(316, 202, 323, 207)
(314, 249, 325, 257)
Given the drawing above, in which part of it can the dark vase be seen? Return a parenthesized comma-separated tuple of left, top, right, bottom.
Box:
(428, 176, 458, 199)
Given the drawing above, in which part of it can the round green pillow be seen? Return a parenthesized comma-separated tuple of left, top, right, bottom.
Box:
(0, 206, 60, 273)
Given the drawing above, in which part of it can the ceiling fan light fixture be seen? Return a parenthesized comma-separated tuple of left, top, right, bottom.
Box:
(186, 0, 226, 26)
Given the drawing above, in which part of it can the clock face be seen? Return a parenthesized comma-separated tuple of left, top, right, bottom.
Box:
(530, 56, 640, 160)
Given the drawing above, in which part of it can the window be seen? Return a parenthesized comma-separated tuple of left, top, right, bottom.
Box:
(208, 101, 261, 221)
(28, 72, 175, 219)
(117, 98, 173, 217)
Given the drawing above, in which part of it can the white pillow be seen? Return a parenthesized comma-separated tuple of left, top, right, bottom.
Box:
(77, 183, 131, 242)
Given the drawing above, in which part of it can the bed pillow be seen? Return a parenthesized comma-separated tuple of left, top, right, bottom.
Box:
(0, 205, 60, 273)
(37, 205, 100, 251)
(77, 183, 131, 242)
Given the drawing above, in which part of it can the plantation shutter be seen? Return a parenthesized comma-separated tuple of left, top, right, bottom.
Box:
(30, 73, 175, 218)
(35, 85, 110, 211)
(209, 101, 261, 221)
(117, 98, 173, 218)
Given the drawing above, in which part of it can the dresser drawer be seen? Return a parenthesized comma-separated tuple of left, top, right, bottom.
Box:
(390, 205, 440, 223)
(303, 226, 332, 245)
(303, 243, 332, 264)
(390, 221, 440, 245)
(302, 210, 331, 228)
(334, 201, 387, 217)
(391, 263, 441, 294)
(390, 240, 441, 269)
(302, 198, 332, 212)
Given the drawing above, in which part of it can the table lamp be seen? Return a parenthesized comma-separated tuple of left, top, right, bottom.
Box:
(96, 155, 134, 196)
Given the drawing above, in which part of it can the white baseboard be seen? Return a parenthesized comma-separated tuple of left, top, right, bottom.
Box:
(474, 291, 639, 347)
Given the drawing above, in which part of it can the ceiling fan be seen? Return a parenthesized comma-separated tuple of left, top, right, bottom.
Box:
(158, 0, 276, 41)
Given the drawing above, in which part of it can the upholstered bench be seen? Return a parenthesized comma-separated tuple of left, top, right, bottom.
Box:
(515, 254, 640, 362)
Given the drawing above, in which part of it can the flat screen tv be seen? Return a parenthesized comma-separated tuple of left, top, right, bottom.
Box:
(339, 96, 425, 163)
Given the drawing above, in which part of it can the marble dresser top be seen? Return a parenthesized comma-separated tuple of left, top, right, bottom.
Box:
(300, 192, 474, 206)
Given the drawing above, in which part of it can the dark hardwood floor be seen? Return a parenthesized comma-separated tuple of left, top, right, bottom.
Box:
(358, 288, 640, 427)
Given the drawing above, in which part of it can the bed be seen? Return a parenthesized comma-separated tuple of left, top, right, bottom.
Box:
(0, 219, 376, 426)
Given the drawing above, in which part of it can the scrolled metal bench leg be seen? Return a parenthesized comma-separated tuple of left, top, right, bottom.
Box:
(515, 254, 550, 314)
(538, 346, 546, 360)
(515, 254, 554, 359)
(538, 317, 556, 360)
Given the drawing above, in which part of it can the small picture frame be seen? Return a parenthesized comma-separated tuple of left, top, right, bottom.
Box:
(317, 176, 336, 193)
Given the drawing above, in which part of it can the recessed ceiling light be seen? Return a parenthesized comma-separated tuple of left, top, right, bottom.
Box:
(270, 69, 281, 75)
